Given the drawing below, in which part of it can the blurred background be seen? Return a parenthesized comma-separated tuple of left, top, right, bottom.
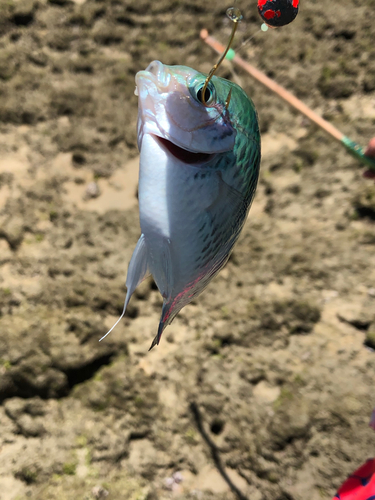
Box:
(0, 0, 374, 498)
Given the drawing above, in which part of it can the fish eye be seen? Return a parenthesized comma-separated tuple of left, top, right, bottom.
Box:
(197, 85, 212, 103)
(194, 82, 215, 106)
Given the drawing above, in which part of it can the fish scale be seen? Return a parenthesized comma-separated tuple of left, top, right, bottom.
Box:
(102, 60, 261, 349)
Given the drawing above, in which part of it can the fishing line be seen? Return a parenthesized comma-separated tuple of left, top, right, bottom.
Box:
(234, 23, 269, 57)
(221, 23, 269, 103)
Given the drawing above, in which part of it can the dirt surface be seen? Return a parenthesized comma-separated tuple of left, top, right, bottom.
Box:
(0, 0, 375, 499)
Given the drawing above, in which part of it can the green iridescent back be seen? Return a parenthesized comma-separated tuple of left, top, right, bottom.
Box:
(212, 74, 261, 202)
(186, 70, 261, 204)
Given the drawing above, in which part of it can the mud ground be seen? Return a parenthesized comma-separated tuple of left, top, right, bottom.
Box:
(0, 0, 375, 499)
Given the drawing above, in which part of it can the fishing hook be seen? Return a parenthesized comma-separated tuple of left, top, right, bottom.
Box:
(202, 7, 243, 107)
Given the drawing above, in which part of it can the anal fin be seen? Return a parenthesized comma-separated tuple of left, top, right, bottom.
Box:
(147, 238, 174, 350)
(148, 322, 164, 351)
(148, 302, 171, 351)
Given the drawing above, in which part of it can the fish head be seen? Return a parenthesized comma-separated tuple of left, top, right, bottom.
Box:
(135, 60, 240, 160)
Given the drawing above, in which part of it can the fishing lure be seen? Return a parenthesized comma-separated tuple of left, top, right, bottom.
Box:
(102, 10, 261, 349)
(258, 0, 299, 28)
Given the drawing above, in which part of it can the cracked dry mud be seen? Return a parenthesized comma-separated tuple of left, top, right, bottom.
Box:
(0, 0, 375, 499)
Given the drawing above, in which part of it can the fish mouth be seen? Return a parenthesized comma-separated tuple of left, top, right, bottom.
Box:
(154, 135, 214, 165)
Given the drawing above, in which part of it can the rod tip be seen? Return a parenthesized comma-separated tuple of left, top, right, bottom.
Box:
(200, 29, 209, 40)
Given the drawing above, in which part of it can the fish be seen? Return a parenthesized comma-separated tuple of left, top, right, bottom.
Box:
(102, 60, 261, 350)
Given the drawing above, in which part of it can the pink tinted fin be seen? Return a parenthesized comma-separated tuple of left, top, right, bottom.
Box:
(148, 302, 170, 351)
(148, 321, 164, 351)
(146, 238, 174, 350)
(100, 234, 149, 342)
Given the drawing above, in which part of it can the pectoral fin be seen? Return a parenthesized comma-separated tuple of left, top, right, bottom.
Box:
(100, 234, 149, 341)
(125, 233, 150, 298)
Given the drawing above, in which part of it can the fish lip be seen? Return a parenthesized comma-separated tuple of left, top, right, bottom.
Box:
(136, 70, 158, 88)
(136, 61, 171, 91)
(153, 134, 215, 165)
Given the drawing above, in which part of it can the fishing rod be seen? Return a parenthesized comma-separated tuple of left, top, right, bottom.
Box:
(200, 29, 375, 172)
